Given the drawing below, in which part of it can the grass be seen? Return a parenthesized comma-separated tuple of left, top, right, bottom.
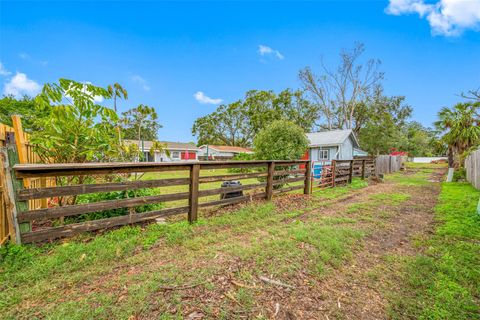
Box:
(0, 183, 367, 319)
(312, 178, 368, 200)
(387, 182, 480, 320)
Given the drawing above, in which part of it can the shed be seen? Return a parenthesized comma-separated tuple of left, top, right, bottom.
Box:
(306, 129, 365, 161)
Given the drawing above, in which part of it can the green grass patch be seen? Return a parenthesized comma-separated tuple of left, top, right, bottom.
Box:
(387, 182, 480, 320)
(313, 178, 368, 200)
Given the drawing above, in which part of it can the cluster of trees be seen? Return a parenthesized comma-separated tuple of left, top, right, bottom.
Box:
(192, 89, 319, 147)
(193, 43, 439, 157)
(0, 79, 163, 164)
(434, 96, 480, 168)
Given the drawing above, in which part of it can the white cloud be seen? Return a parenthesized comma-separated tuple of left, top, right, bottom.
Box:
(386, 0, 480, 36)
(194, 91, 223, 105)
(19, 53, 30, 60)
(3, 72, 41, 97)
(0, 62, 11, 76)
(131, 75, 150, 91)
(258, 45, 284, 60)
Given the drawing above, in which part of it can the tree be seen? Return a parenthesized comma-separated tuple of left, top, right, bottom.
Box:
(32, 79, 120, 164)
(0, 95, 50, 132)
(107, 83, 128, 113)
(254, 120, 309, 160)
(192, 89, 318, 147)
(356, 94, 412, 155)
(299, 42, 384, 132)
(121, 104, 161, 142)
(434, 102, 480, 168)
(398, 122, 438, 157)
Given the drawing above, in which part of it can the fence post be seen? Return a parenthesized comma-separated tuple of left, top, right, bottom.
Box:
(348, 160, 354, 183)
(361, 160, 366, 180)
(4, 146, 30, 242)
(332, 160, 336, 188)
(266, 161, 275, 200)
(188, 163, 200, 223)
(304, 160, 312, 195)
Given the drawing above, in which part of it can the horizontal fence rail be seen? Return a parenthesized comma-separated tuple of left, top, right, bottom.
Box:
(12, 160, 310, 243)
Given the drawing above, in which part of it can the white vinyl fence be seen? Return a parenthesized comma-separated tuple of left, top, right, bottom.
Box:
(465, 149, 480, 190)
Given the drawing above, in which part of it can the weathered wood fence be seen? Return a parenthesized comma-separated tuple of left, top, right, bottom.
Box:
(465, 149, 480, 190)
(311, 159, 376, 189)
(375, 155, 406, 175)
(10, 160, 311, 243)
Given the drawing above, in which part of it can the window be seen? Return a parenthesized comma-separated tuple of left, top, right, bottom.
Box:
(318, 148, 329, 160)
(171, 151, 180, 159)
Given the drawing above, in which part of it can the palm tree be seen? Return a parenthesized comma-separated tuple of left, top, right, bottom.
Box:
(434, 102, 480, 168)
(107, 83, 128, 113)
(108, 83, 128, 146)
(149, 140, 170, 162)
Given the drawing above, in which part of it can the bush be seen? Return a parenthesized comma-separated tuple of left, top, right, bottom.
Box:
(453, 168, 466, 182)
(254, 120, 308, 161)
(69, 188, 164, 223)
(254, 120, 309, 188)
(228, 152, 256, 173)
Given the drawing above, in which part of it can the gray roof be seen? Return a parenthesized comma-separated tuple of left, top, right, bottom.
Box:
(125, 140, 200, 151)
(306, 129, 359, 148)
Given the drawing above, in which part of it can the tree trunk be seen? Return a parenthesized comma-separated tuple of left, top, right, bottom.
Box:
(447, 146, 454, 168)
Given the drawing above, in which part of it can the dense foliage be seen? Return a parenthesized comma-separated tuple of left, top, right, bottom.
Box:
(32, 79, 122, 163)
(434, 101, 480, 167)
(0, 95, 50, 132)
(254, 120, 309, 160)
(121, 104, 161, 141)
(192, 89, 319, 147)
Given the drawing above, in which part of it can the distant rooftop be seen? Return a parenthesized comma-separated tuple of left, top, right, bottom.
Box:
(200, 145, 253, 153)
(306, 129, 359, 148)
(125, 140, 200, 151)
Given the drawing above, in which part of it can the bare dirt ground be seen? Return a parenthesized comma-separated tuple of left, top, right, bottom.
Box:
(3, 168, 446, 320)
(265, 169, 445, 320)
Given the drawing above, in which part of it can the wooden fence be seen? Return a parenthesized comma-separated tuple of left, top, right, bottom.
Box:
(375, 155, 406, 175)
(10, 160, 311, 243)
(0, 116, 54, 244)
(465, 149, 480, 190)
(310, 158, 376, 189)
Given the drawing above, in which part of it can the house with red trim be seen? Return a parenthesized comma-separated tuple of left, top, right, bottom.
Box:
(125, 140, 200, 162)
(197, 145, 253, 160)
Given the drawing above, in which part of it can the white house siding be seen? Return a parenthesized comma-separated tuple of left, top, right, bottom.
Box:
(310, 146, 339, 161)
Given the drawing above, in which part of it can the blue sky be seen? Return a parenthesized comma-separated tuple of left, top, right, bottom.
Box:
(1, 0, 479, 142)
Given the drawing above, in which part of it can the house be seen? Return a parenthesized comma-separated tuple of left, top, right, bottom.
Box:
(197, 145, 254, 160)
(125, 140, 200, 162)
(305, 129, 366, 161)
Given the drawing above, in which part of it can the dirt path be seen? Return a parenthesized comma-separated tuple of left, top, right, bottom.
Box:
(268, 168, 444, 319)
(3, 168, 446, 319)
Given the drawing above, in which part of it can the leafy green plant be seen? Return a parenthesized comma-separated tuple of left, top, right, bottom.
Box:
(69, 188, 164, 223)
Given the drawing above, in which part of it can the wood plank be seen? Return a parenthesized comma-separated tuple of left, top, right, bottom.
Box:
(15, 164, 192, 178)
(21, 206, 189, 243)
(266, 162, 275, 200)
(188, 164, 200, 223)
(273, 176, 305, 186)
(17, 178, 190, 200)
(273, 185, 304, 195)
(273, 169, 306, 176)
(14, 160, 309, 178)
(304, 161, 312, 195)
(199, 172, 267, 183)
(198, 182, 267, 197)
(17, 192, 190, 222)
(199, 192, 266, 208)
